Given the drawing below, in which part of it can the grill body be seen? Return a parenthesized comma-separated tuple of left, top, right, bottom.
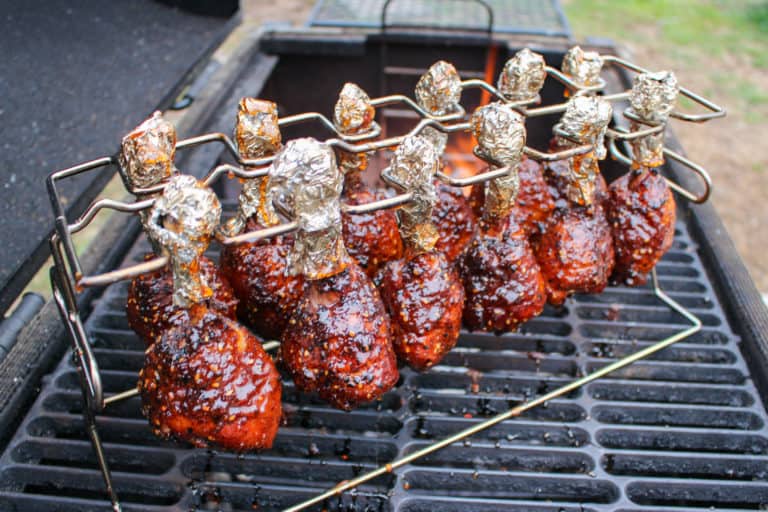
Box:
(1, 33, 767, 512)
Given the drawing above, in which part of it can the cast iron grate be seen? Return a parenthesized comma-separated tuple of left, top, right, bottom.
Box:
(1, 199, 767, 511)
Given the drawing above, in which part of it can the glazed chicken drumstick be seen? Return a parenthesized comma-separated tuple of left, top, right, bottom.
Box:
(219, 98, 304, 339)
(275, 138, 398, 410)
(334, 83, 403, 278)
(375, 135, 464, 370)
(415, 60, 477, 262)
(534, 96, 615, 305)
(606, 71, 679, 286)
(460, 103, 546, 332)
(123, 113, 236, 345)
(138, 174, 281, 451)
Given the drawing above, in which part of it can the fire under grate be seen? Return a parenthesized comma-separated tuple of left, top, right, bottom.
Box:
(1, 198, 767, 512)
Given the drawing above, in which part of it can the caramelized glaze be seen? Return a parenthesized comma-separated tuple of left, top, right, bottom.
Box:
(460, 216, 546, 332)
(342, 176, 403, 278)
(606, 167, 676, 286)
(534, 202, 615, 305)
(280, 263, 398, 410)
(375, 251, 464, 370)
(220, 217, 305, 340)
(139, 304, 282, 451)
(432, 181, 476, 262)
(126, 255, 237, 345)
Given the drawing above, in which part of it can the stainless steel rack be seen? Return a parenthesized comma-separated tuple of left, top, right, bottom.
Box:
(45, 49, 723, 512)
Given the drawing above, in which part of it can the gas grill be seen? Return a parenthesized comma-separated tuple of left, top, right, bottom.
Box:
(1, 3, 768, 511)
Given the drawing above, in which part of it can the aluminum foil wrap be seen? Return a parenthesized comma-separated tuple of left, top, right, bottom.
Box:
(415, 60, 462, 115)
(267, 138, 349, 280)
(471, 102, 526, 220)
(497, 48, 547, 103)
(224, 98, 282, 236)
(554, 95, 613, 205)
(333, 83, 375, 134)
(145, 174, 222, 308)
(385, 135, 440, 253)
(628, 71, 679, 168)
(333, 83, 375, 176)
(119, 111, 177, 192)
(420, 126, 448, 157)
(561, 46, 604, 89)
(235, 97, 282, 159)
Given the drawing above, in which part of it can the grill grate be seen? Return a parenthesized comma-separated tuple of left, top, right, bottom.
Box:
(308, 0, 571, 37)
(1, 199, 767, 511)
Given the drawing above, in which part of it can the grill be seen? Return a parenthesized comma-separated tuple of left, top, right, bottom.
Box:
(2, 10, 768, 512)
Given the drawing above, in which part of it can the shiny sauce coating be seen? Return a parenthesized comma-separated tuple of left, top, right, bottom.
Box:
(606, 167, 676, 286)
(280, 263, 398, 411)
(220, 217, 305, 340)
(375, 250, 464, 370)
(460, 216, 546, 332)
(342, 178, 403, 278)
(534, 203, 615, 305)
(126, 255, 237, 346)
(432, 181, 477, 262)
(139, 304, 282, 451)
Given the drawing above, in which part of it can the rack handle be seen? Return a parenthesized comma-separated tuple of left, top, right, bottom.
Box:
(381, 0, 494, 35)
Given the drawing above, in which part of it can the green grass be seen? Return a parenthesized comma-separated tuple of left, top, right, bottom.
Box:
(564, 0, 768, 68)
(563, 0, 768, 120)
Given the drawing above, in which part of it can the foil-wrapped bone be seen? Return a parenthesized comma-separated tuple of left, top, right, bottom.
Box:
(627, 71, 680, 168)
(561, 46, 604, 89)
(554, 95, 613, 205)
(415, 61, 462, 156)
(333, 83, 376, 135)
(497, 48, 547, 104)
(119, 111, 177, 192)
(236, 97, 282, 158)
(333, 83, 376, 176)
(384, 135, 440, 253)
(145, 174, 222, 308)
(224, 98, 282, 236)
(119, 112, 178, 254)
(415, 60, 462, 116)
(267, 138, 349, 280)
(471, 102, 527, 221)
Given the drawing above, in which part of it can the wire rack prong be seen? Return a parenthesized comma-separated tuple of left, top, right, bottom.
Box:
(608, 126, 713, 204)
(43, 48, 727, 512)
(602, 54, 726, 122)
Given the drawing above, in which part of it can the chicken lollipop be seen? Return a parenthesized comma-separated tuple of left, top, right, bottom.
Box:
(334, 83, 403, 277)
(415, 61, 477, 262)
(606, 72, 679, 286)
(375, 136, 464, 370)
(534, 96, 615, 305)
(275, 139, 398, 410)
(469, 49, 555, 237)
(123, 113, 236, 345)
(219, 98, 304, 339)
(460, 103, 546, 332)
(139, 174, 281, 451)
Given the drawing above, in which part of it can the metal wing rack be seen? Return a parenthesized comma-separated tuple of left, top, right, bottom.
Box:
(28, 44, 753, 512)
